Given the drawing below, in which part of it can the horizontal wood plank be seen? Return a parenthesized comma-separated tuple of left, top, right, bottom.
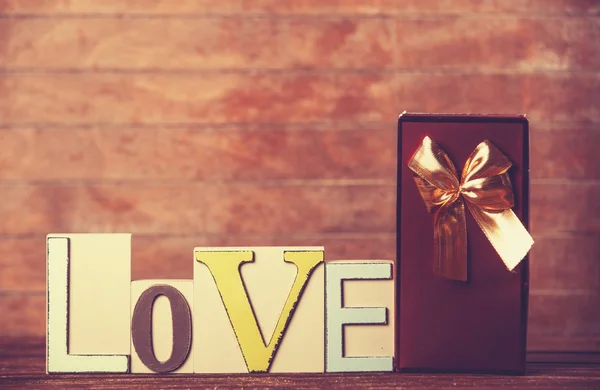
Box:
(528, 336, 600, 353)
(239, 0, 600, 16)
(0, 17, 597, 71)
(532, 129, 600, 180)
(530, 234, 600, 293)
(0, 295, 44, 338)
(0, 0, 598, 16)
(397, 73, 600, 124)
(0, 73, 598, 124)
(0, 183, 396, 235)
(529, 294, 600, 342)
(0, 18, 394, 70)
(395, 17, 600, 71)
(0, 73, 397, 124)
(0, 127, 396, 181)
(531, 184, 600, 233)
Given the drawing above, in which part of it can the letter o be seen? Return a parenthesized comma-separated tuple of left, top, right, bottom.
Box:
(131, 284, 192, 373)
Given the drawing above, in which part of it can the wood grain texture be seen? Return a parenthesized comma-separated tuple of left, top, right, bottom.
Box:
(0, 183, 395, 235)
(0, 295, 45, 337)
(1, 0, 599, 16)
(530, 184, 600, 233)
(228, 0, 600, 16)
(0, 0, 597, 353)
(395, 17, 600, 71)
(530, 235, 600, 292)
(0, 73, 396, 125)
(0, 73, 597, 124)
(1, 17, 597, 71)
(0, 18, 395, 70)
(396, 73, 600, 123)
(529, 294, 600, 345)
(0, 127, 396, 181)
(2, 342, 600, 389)
(532, 129, 600, 179)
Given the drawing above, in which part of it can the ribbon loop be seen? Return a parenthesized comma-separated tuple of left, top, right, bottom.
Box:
(461, 140, 512, 183)
(408, 136, 534, 281)
(461, 174, 514, 212)
(408, 136, 460, 194)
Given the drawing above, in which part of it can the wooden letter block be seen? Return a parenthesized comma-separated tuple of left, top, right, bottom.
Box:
(325, 260, 395, 373)
(46, 234, 131, 373)
(193, 247, 325, 373)
(130, 280, 193, 374)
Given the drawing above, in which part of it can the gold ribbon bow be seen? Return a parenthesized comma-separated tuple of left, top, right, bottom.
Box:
(408, 136, 534, 281)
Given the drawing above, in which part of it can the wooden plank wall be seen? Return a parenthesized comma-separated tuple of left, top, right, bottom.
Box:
(0, 0, 598, 352)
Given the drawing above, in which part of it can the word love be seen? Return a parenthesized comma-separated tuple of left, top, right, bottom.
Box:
(47, 234, 395, 374)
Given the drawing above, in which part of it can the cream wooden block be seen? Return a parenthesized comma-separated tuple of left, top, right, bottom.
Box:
(46, 234, 131, 373)
(193, 247, 325, 373)
(325, 260, 394, 373)
(130, 280, 194, 373)
(343, 263, 395, 359)
(270, 262, 324, 373)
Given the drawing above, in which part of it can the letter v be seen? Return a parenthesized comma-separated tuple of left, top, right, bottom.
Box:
(195, 250, 323, 372)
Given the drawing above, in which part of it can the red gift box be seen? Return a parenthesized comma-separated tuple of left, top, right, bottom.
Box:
(396, 113, 530, 374)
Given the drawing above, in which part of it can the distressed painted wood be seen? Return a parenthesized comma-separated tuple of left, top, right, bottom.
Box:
(46, 235, 130, 373)
(193, 247, 325, 373)
(325, 260, 394, 372)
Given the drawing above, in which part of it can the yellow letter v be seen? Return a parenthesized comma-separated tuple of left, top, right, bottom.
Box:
(195, 250, 323, 373)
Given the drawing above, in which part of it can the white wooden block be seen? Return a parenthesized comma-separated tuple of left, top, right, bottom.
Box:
(46, 234, 131, 373)
(325, 260, 394, 373)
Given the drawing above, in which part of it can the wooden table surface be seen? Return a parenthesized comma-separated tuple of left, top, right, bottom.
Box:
(1, 339, 600, 389)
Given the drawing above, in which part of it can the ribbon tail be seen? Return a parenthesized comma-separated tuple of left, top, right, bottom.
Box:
(433, 198, 468, 281)
(466, 204, 534, 270)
